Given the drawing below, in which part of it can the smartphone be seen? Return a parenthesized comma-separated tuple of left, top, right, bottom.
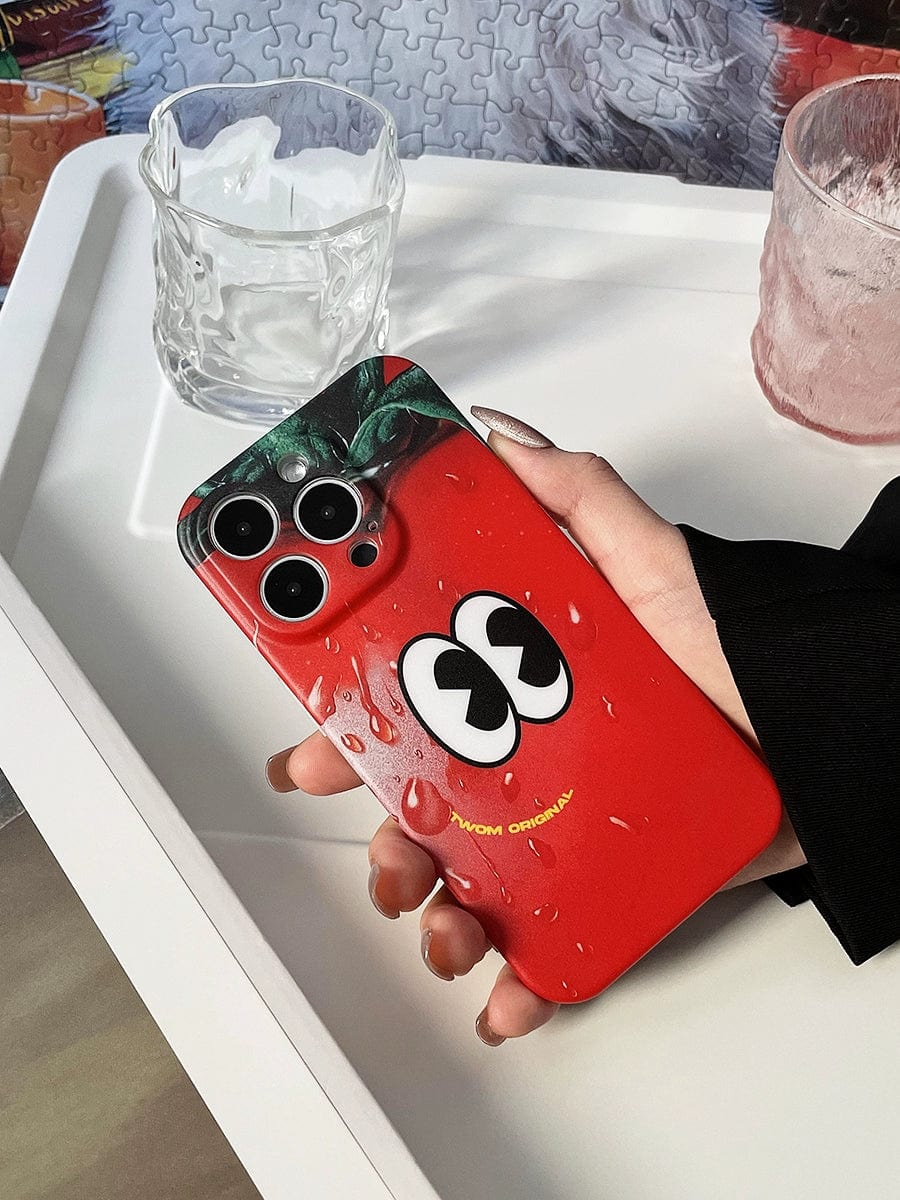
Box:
(178, 357, 781, 1002)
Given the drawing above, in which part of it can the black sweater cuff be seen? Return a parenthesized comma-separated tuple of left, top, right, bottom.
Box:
(678, 478, 900, 965)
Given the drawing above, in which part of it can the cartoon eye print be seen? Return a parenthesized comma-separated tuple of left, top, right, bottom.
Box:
(398, 634, 520, 767)
(452, 592, 572, 724)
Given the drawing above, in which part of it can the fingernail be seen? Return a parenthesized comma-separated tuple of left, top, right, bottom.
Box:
(265, 748, 297, 793)
(421, 928, 454, 981)
(470, 406, 554, 449)
(475, 1007, 506, 1047)
(368, 864, 399, 920)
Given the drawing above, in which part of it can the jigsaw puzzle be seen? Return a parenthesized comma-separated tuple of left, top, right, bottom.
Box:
(2, 0, 900, 290)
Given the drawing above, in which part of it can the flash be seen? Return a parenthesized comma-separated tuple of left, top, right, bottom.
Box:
(277, 454, 309, 484)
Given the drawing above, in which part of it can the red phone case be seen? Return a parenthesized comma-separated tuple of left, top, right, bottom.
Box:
(178, 357, 781, 1002)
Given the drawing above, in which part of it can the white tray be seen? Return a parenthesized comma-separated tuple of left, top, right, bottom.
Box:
(2, 135, 900, 1200)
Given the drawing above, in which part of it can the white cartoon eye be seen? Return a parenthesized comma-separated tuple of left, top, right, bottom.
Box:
(452, 593, 572, 723)
(398, 634, 520, 767)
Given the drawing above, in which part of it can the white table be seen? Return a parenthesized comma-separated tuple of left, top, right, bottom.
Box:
(1, 135, 898, 1200)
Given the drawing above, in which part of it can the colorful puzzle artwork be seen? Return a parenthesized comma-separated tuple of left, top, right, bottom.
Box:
(2, 0, 900, 290)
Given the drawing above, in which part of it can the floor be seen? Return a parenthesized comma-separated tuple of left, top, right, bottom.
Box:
(0, 805, 260, 1200)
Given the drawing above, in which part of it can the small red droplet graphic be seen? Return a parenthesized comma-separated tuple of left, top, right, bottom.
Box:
(414, 748, 424, 760)
(387, 691, 404, 716)
(340, 733, 365, 753)
(568, 601, 597, 651)
(342, 689, 352, 702)
(532, 903, 559, 922)
(527, 837, 557, 868)
(501, 771, 520, 804)
(401, 778, 452, 836)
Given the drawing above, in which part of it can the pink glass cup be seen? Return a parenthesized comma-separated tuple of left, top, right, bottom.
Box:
(751, 74, 900, 444)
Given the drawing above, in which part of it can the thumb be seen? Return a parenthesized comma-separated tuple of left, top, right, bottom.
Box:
(471, 407, 687, 615)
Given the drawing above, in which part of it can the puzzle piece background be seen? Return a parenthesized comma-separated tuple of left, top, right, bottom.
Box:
(2, 0, 900, 289)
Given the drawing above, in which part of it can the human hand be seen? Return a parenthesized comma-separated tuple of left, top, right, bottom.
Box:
(265, 408, 804, 1044)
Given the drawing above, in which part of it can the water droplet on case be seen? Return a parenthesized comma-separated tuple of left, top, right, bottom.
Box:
(650, 676, 660, 686)
(532, 903, 559, 922)
(308, 674, 337, 719)
(560, 981, 579, 999)
(361, 623, 382, 643)
(370, 709, 396, 744)
(341, 733, 365, 753)
(324, 636, 341, 654)
(601, 694, 617, 719)
(608, 814, 650, 833)
(575, 941, 594, 957)
(501, 771, 520, 804)
(402, 778, 452, 836)
(445, 868, 480, 900)
(444, 471, 475, 493)
(392, 602, 404, 614)
(568, 601, 597, 651)
(527, 837, 557, 868)
(437, 579, 460, 600)
(350, 655, 396, 744)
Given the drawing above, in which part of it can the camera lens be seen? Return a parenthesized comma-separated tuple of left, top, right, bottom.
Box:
(260, 556, 328, 622)
(210, 494, 278, 559)
(294, 478, 362, 544)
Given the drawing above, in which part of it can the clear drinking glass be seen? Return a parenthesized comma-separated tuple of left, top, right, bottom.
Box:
(751, 74, 900, 444)
(139, 80, 405, 424)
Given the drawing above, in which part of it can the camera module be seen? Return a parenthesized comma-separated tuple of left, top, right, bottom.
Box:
(210, 494, 278, 559)
(294, 478, 362, 544)
(260, 556, 328, 622)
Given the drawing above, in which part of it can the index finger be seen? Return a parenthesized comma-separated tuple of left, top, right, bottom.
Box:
(266, 732, 363, 795)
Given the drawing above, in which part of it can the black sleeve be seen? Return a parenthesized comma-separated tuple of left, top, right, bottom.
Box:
(678, 477, 900, 966)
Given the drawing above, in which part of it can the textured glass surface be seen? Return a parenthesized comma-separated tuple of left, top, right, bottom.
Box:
(140, 81, 404, 424)
(752, 75, 900, 444)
